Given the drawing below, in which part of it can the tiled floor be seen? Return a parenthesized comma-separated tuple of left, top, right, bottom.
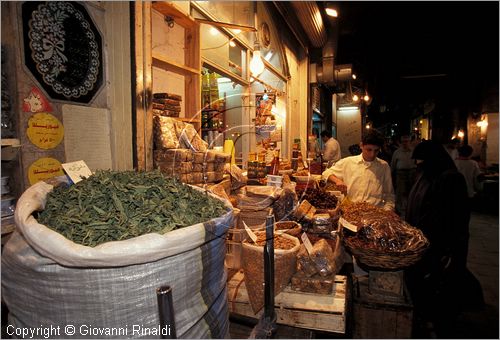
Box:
(454, 211, 499, 339)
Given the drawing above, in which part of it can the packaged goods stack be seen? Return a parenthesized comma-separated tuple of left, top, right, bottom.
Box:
(191, 151, 228, 184)
(292, 238, 341, 294)
(153, 115, 230, 184)
(152, 93, 182, 117)
(236, 186, 279, 229)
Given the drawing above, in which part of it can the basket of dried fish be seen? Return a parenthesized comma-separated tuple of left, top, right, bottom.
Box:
(339, 201, 429, 270)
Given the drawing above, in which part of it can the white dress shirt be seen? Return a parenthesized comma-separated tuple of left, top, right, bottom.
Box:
(322, 137, 341, 165)
(455, 158, 482, 198)
(322, 154, 395, 210)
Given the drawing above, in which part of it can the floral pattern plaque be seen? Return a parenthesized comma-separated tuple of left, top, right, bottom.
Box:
(22, 2, 103, 103)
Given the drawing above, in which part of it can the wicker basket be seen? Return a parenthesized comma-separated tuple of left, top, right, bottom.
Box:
(342, 226, 429, 271)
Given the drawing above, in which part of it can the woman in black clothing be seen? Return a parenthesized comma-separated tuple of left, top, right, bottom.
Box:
(405, 140, 483, 334)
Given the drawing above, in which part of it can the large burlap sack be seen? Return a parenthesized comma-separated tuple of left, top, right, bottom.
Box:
(12, 181, 232, 267)
(2, 180, 233, 338)
(241, 233, 300, 314)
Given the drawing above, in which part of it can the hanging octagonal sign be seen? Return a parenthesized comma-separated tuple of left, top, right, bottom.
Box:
(22, 1, 103, 104)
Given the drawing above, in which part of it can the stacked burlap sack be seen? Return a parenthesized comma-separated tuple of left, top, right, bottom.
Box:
(153, 92, 181, 117)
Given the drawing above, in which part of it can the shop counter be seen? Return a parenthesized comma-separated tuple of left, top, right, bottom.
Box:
(227, 270, 348, 334)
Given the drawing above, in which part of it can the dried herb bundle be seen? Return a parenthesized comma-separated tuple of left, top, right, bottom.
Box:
(38, 170, 228, 247)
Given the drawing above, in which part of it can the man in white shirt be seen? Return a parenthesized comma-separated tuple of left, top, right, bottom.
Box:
(390, 135, 416, 216)
(322, 131, 395, 211)
(455, 144, 482, 198)
(320, 130, 341, 168)
(444, 138, 460, 161)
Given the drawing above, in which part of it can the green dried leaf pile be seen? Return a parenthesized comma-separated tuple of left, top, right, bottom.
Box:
(38, 170, 228, 247)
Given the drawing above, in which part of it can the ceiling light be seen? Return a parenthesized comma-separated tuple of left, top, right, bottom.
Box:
(233, 29, 241, 34)
(250, 50, 265, 76)
(325, 3, 338, 17)
(250, 38, 265, 76)
(352, 74, 357, 80)
(477, 120, 488, 128)
(363, 94, 370, 102)
(352, 94, 359, 102)
(209, 27, 219, 36)
(265, 51, 273, 61)
(339, 106, 359, 111)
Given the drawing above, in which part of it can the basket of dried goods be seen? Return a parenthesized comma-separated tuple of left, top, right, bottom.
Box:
(242, 231, 300, 314)
(296, 187, 340, 221)
(275, 220, 302, 237)
(340, 201, 429, 270)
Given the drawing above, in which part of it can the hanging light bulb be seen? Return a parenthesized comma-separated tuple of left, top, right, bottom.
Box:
(363, 94, 370, 102)
(352, 94, 359, 102)
(250, 41, 265, 76)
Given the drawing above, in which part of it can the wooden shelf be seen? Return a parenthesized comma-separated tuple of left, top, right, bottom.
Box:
(152, 53, 200, 76)
(173, 117, 200, 123)
(152, 2, 197, 28)
(1, 138, 20, 147)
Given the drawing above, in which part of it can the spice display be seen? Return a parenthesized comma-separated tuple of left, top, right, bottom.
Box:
(296, 188, 338, 210)
(251, 231, 297, 250)
(37, 170, 228, 247)
(296, 244, 318, 277)
(242, 233, 300, 313)
(310, 239, 336, 277)
(342, 201, 429, 257)
(291, 271, 335, 295)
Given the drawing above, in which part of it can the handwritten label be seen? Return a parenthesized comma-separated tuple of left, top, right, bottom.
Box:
(26, 112, 64, 149)
(301, 232, 313, 254)
(28, 157, 64, 185)
(243, 221, 258, 243)
(339, 217, 359, 232)
(62, 160, 93, 184)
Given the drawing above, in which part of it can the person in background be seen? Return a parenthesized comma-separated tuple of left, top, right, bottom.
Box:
(377, 138, 393, 164)
(455, 144, 482, 199)
(348, 144, 362, 155)
(307, 133, 321, 160)
(322, 130, 395, 211)
(320, 130, 341, 168)
(444, 137, 461, 161)
(405, 140, 484, 335)
(390, 135, 416, 216)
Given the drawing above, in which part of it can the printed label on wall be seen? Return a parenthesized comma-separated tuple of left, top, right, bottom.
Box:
(28, 157, 64, 185)
(27, 112, 64, 149)
(22, 87, 53, 113)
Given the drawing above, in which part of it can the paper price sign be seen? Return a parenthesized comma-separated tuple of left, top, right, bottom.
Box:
(301, 232, 313, 254)
(62, 160, 93, 184)
(243, 221, 258, 243)
(339, 217, 359, 232)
